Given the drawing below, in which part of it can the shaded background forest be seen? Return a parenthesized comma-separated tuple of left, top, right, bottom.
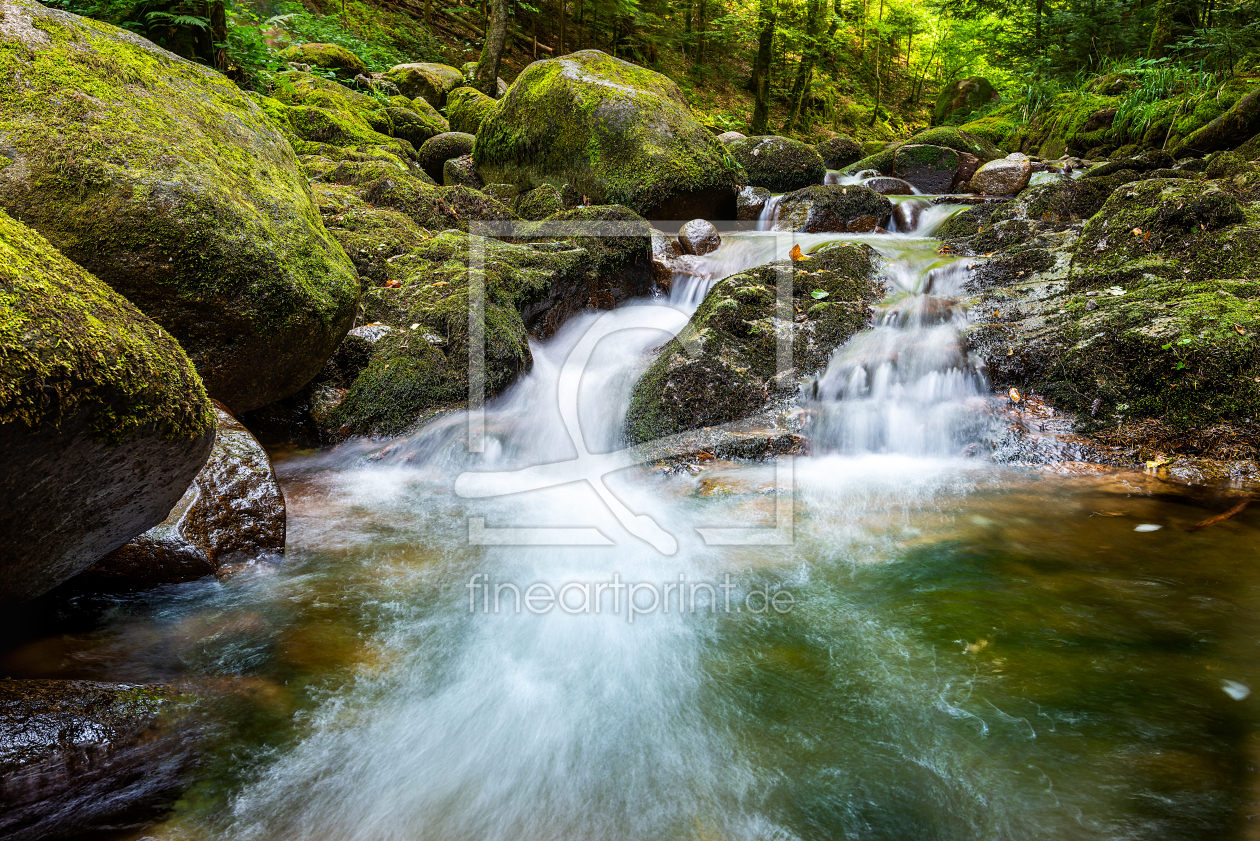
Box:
(41, 0, 1260, 146)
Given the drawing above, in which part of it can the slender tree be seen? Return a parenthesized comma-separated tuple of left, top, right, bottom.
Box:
(476, 0, 509, 96)
(750, 0, 776, 134)
(782, 0, 828, 134)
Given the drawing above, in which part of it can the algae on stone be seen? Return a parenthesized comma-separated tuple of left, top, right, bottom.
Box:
(0, 1, 360, 412)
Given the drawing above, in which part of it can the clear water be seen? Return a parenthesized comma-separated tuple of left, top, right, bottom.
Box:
(7, 197, 1260, 841)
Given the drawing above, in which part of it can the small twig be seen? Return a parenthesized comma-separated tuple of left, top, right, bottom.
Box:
(1187, 497, 1251, 532)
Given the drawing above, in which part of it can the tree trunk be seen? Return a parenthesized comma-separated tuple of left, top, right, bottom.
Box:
(1147, 0, 1174, 58)
(558, 0, 564, 54)
(782, 2, 832, 135)
(751, 0, 776, 134)
(208, 0, 228, 74)
(868, 0, 883, 125)
(475, 0, 509, 96)
(696, 0, 708, 65)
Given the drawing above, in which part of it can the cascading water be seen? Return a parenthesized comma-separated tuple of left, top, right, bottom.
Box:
(23, 179, 1260, 841)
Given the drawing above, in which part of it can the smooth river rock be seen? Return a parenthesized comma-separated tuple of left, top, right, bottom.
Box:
(677, 219, 721, 255)
(73, 402, 285, 591)
(970, 155, 1034, 195)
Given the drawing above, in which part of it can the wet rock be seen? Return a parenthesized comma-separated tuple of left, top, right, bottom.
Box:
(970, 155, 1033, 195)
(727, 135, 827, 193)
(474, 50, 741, 219)
(277, 42, 368, 80)
(772, 184, 893, 233)
(443, 154, 485, 189)
(716, 131, 747, 144)
(932, 76, 999, 126)
(446, 86, 497, 134)
(624, 242, 883, 443)
(418, 132, 476, 183)
(815, 135, 863, 169)
(0, 210, 216, 603)
(516, 183, 566, 220)
(890, 144, 967, 194)
(677, 219, 721, 255)
(0, 3, 361, 413)
(0, 679, 197, 841)
(73, 403, 285, 591)
(651, 229, 681, 287)
(844, 127, 1003, 179)
(382, 62, 464, 107)
(1082, 151, 1175, 179)
(863, 177, 916, 196)
(737, 185, 771, 221)
(892, 198, 931, 233)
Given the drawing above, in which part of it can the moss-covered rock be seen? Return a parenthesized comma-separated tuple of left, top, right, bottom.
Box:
(419, 131, 476, 182)
(890, 143, 969, 193)
(515, 183, 566, 219)
(385, 105, 446, 150)
(1173, 89, 1260, 158)
(844, 127, 1002, 176)
(278, 42, 368, 79)
(309, 183, 431, 286)
(0, 209, 215, 601)
(446, 85, 496, 134)
(932, 76, 998, 126)
(260, 71, 416, 161)
(0, 4, 361, 412)
(727, 135, 826, 193)
(383, 62, 464, 107)
(816, 135, 863, 169)
(624, 242, 883, 443)
(363, 176, 513, 232)
(443, 154, 484, 188)
(772, 184, 892, 233)
(474, 50, 742, 220)
(966, 176, 1260, 448)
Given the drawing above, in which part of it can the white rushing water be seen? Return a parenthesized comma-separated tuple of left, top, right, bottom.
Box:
(222, 191, 1013, 841)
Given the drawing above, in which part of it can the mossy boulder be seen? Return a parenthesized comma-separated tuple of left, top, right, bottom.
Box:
(843, 128, 1002, 177)
(932, 77, 998, 126)
(474, 50, 742, 220)
(446, 86, 496, 134)
(0, 4, 361, 412)
(968, 176, 1260, 445)
(362, 177, 513, 232)
(727, 135, 826, 193)
(772, 184, 892, 233)
(385, 105, 446, 150)
(443, 154, 484, 188)
(515, 183, 566, 219)
(624, 242, 883, 443)
(310, 183, 431, 286)
(890, 144, 971, 193)
(260, 71, 416, 161)
(1173, 89, 1260, 158)
(329, 219, 652, 437)
(816, 135, 863, 169)
(383, 62, 464, 107)
(418, 131, 476, 182)
(0, 209, 215, 602)
(277, 42, 368, 80)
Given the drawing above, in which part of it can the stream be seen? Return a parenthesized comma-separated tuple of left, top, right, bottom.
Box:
(5, 182, 1260, 840)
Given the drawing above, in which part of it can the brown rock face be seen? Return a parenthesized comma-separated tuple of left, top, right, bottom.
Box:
(75, 403, 285, 590)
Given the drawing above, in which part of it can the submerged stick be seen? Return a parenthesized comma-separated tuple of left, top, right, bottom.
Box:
(1187, 497, 1251, 532)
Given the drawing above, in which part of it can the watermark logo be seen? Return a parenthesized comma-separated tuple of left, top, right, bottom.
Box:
(466, 573, 795, 620)
(455, 220, 800, 555)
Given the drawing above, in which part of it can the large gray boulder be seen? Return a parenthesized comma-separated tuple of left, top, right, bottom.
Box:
(0, 210, 216, 603)
(0, 0, 361, 413)
(474, 50, 742, 219)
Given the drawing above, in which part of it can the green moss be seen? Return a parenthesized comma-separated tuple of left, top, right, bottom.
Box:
(624, 242, 882, 443)
(277, 43, 368, 79)
(0, 0, 361, 411)
(0, 209, 214, 443)
(727, 135, 826, 193)
(361, 177, 514, 232)
(473, 50, 741, 219)
(445, 86, 496, 135)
